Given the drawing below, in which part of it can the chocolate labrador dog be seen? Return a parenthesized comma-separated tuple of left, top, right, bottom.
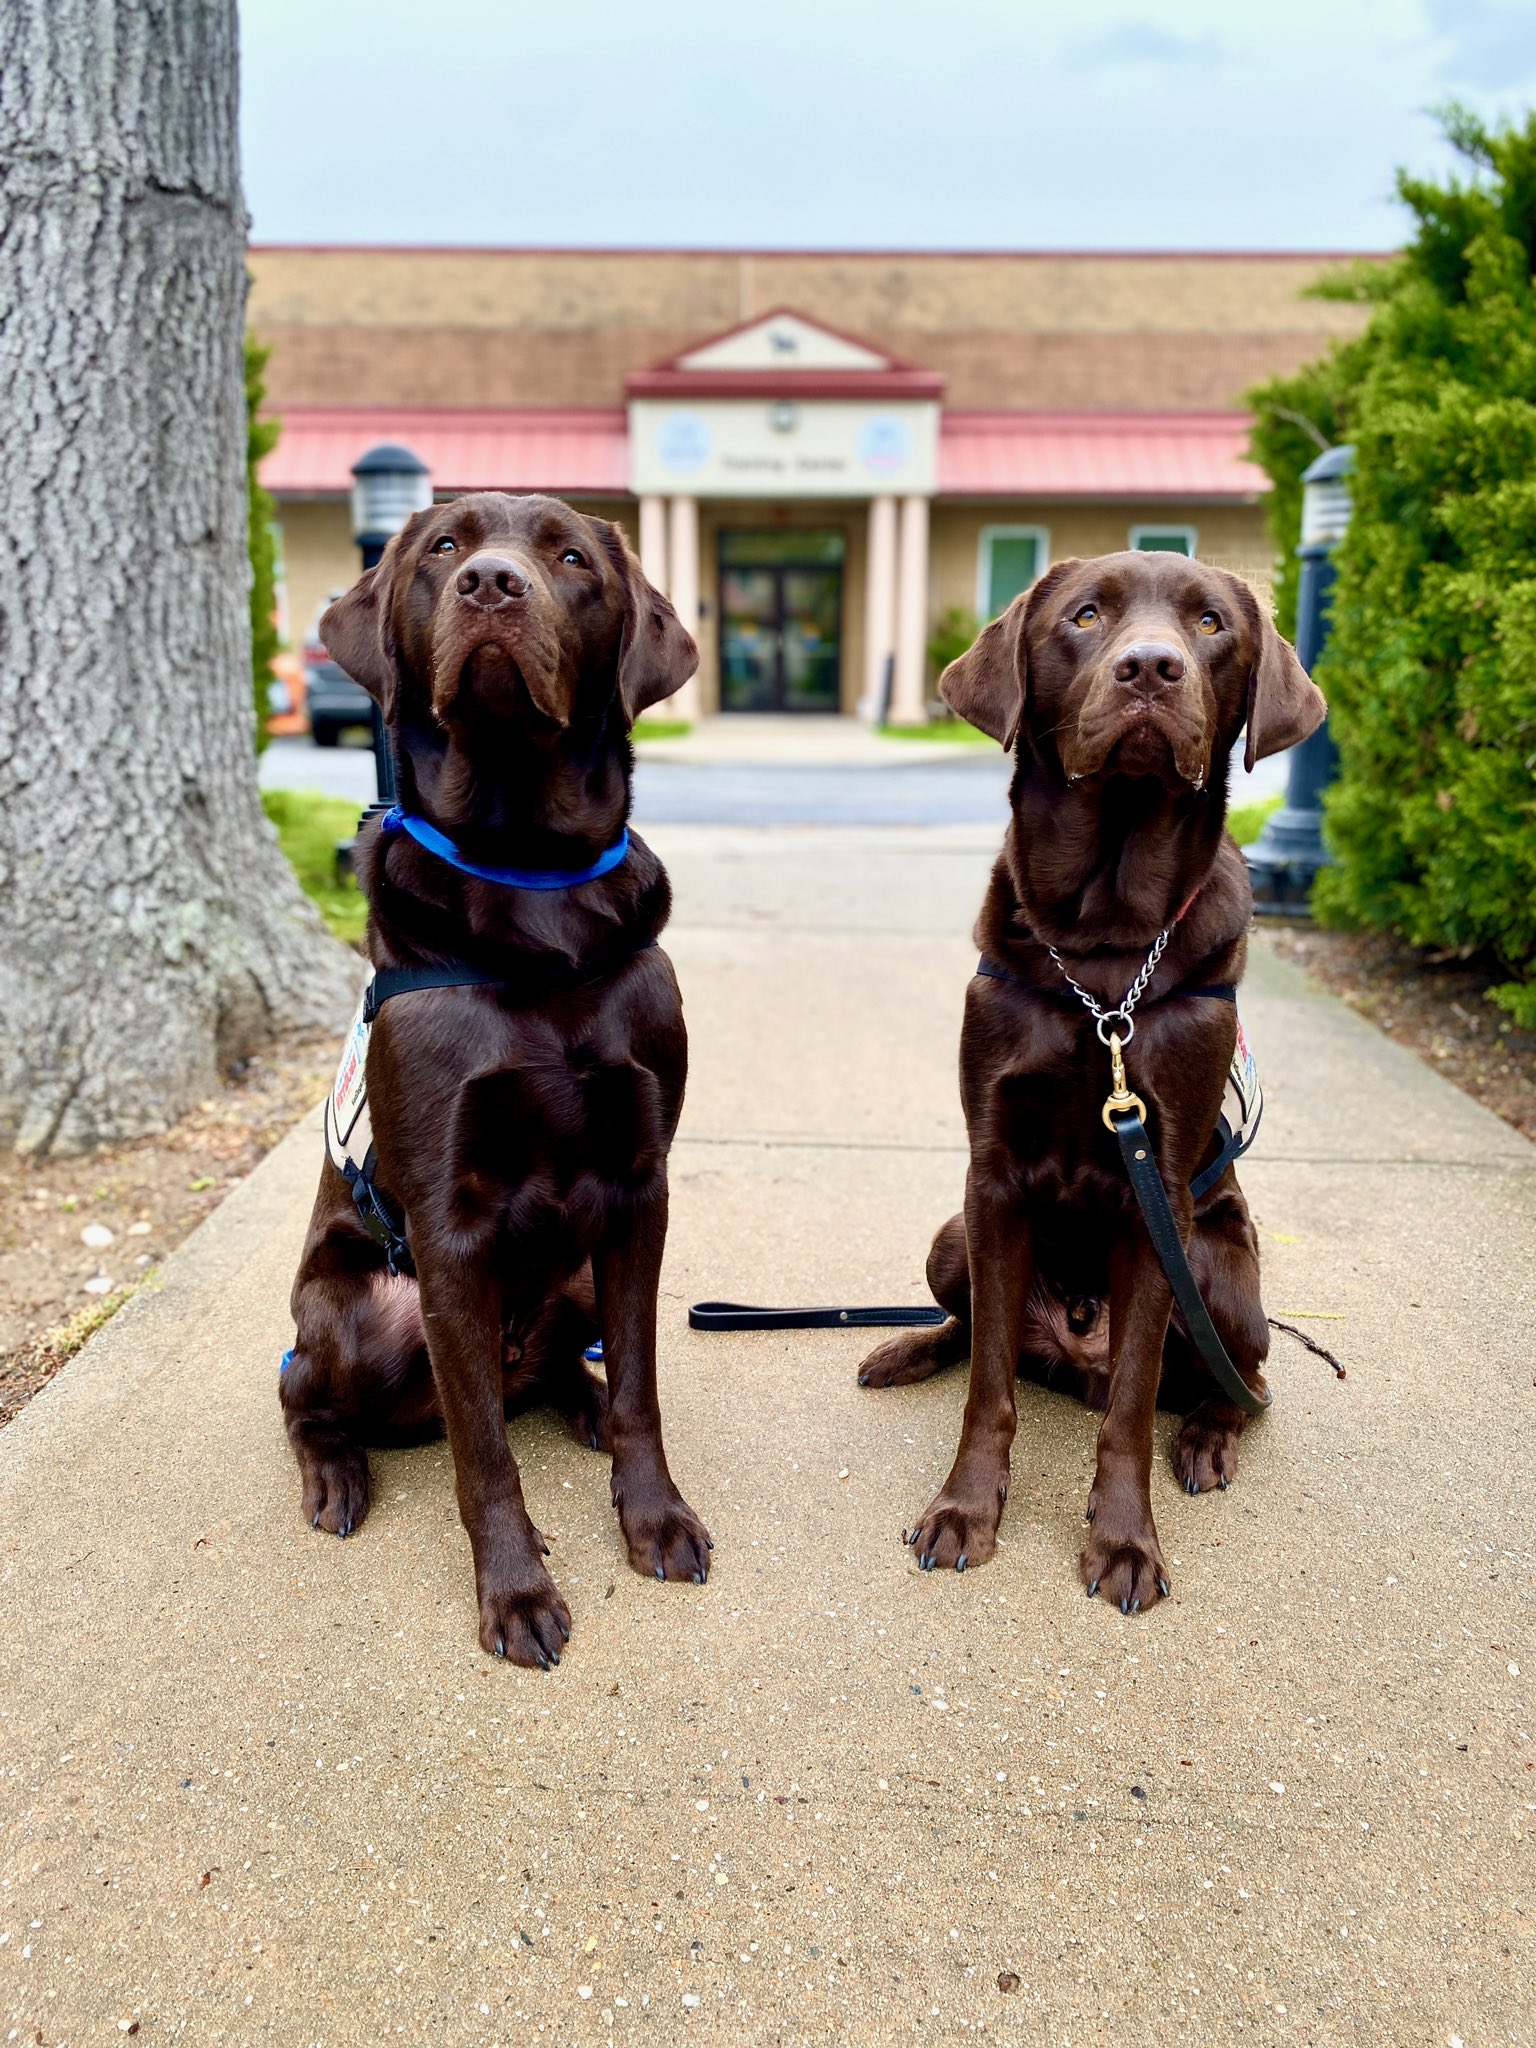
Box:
(281, 492, 710, 1668)
(858, 551, 1324, 1612)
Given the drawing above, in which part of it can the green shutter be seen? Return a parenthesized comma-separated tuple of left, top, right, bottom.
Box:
(1133, 530, 1194, 555)
(986, 534, 1041, 617)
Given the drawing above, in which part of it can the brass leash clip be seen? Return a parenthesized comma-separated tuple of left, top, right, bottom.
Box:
(1101, 1028, 1149, 1131)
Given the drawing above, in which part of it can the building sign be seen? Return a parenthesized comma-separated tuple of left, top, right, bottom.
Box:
(631, 398, 938, 498)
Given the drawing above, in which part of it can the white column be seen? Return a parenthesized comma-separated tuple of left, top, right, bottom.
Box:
(891, 492, 931, 726)
(666, 494, 701, 723)
(637, 494, 667, 593)
(862, 494, 898, 723)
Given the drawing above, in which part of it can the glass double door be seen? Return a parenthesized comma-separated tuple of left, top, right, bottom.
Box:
(719, 531, 843, 714)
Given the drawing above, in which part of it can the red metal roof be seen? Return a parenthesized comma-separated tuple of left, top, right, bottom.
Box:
(939, 410, 1264, 499)
(260, 406, 631, 496)
(261, 405, 1265, 501)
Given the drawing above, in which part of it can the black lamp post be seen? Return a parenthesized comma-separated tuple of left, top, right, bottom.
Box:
(349, 444, 432, 803)
(1246, 444, 1353, 917)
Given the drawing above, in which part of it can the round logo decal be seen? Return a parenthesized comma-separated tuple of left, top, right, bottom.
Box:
(857, 414, 912, 475)
(655, 411, 711, 477)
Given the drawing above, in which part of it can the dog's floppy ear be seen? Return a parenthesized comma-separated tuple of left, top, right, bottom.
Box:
(320, 533, 403, 707)
(1243, 602, 1327, 772)
(598, 521, 698, 723)
(939, 559, 1079, 748)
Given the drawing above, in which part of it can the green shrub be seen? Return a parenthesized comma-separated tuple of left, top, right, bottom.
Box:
(927, 605, 980, 682)
(1248, 108, 1536, 1025)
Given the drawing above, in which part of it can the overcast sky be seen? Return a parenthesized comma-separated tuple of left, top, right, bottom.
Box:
(241, 0, 1536, 251)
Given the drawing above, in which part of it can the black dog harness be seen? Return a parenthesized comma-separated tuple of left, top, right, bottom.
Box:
(325, 966, 508, 1277)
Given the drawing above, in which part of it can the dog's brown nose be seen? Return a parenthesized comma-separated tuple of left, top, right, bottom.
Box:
(456, 552, 528, 609)
(1112, 641, 1185, 692)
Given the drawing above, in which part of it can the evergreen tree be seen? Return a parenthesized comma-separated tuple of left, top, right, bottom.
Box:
(1248, 108, 1536, 1023)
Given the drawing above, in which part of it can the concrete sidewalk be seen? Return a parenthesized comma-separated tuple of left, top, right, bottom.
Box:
(3, 827, 1533, 2046)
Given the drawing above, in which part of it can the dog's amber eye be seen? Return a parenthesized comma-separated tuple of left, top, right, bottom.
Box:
(560, 548, 585, 568)
(1197, 609, 1221, 634)
(431, 536, 457, 555)
(1072, 604, 1099, 628)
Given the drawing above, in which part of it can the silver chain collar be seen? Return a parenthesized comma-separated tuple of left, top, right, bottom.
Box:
(1047, 922, 1173, 1046)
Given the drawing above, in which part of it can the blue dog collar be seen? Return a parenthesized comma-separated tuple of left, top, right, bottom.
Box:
(379, 806, 630, 891)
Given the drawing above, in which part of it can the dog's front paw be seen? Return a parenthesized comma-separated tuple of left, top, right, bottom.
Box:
(906, 1473, 1006, 1573)
(615, 1479, 713, 1584)
(479, 1557, 572, 1669)
(1080, 1497, 1168, 1613)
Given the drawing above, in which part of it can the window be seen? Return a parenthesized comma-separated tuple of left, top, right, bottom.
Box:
(1129, 525, 1198, 556)
(977, 526, 1049, 619)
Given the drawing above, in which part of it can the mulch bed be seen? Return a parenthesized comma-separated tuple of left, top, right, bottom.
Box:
(0, 1030, 334, 1427)
(1256, 925, 1536, 1145)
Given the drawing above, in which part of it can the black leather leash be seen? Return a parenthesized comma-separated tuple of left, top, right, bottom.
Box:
(1094, 1030, 1270, 1415)
(1106, 1102, 1270, 1415)
(688, 1302, 946, 1331)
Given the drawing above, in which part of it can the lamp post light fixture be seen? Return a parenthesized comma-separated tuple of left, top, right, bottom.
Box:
(349, 444, 432, 801)
(1246, 443, 1353, 918)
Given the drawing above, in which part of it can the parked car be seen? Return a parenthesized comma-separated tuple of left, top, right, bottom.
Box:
(303, 591, 372, 747)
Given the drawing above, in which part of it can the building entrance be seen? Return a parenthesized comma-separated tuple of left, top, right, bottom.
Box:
(718, 530, 843, 713)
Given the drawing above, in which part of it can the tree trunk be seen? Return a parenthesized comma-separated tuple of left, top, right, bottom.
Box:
(0, 0, 357, 1154)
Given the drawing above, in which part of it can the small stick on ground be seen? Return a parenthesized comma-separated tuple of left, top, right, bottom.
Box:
(1268, 1317, 1346, 1380)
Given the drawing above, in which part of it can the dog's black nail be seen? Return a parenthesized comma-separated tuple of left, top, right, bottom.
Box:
(1218, 1476, 1228, 1490)
(1086, 1579, 1099, 1598)
(705, 1539, 714, 1551)
(1130, 1597, 1141, 1614)
(1158, 1577, 1171, 1598)
(956, 1555, 968, 1572)
(558, 1620, 570, 1641)
(692, 1570, 704, 1585)
(655, 1565, 665, 1580)
(495, 1637, 505, 1658)
(1120, 1596, 1131, 1615)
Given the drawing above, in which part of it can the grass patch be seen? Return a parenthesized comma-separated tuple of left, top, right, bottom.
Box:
(877, 719, 994, 744)
(632, 720, 693, 741)
(263, 788, 368, 946)
(1227, 794, 1282, 847)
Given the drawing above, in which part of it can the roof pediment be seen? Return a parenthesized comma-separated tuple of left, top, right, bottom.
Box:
(627, 306, 944, 401)
(674, 310, 894, 373)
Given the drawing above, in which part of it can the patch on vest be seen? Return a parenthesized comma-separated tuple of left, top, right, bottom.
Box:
(1220, 1005, 1263, 1160)
(325, 988, 374, 1178)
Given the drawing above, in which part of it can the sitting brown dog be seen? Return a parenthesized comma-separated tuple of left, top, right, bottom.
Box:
(281, 492, 710, 1667)
(858, 551, 1324, 1611)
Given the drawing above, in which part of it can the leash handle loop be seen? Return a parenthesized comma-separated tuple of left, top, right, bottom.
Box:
(688, 1302, 947, 1332)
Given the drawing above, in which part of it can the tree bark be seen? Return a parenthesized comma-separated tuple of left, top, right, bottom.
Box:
(0, 0, 357, 1153)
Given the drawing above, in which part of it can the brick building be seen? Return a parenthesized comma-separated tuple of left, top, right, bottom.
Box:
(250, 246, 1369, 722)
